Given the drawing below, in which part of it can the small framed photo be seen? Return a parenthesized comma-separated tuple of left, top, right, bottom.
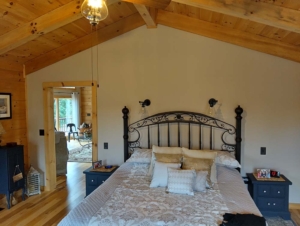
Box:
(257, 168, 270, 178)
(0, 93, 12, 120)
(92, 160, 102, 169)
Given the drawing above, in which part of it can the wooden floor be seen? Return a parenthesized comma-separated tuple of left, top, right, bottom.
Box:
(0, 162, 299, 226)
(292, 209, 300, 226)
(0, 162, 90, 226)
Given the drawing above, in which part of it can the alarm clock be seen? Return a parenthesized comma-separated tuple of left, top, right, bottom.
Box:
(270, 170, 280, 178)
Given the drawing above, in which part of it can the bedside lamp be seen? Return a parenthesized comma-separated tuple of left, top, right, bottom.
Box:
(0, 122, 6, 145)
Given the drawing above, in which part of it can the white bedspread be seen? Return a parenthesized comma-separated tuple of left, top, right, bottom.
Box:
(58, 163, 262, 226)
(89, 163, 228, 226)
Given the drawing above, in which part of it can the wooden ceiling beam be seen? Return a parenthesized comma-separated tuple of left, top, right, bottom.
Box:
(0, 0, 82, 55)
(134, 4, 157, 28)
(157, 10, 300, 64)
(0, 0, 121, 55)
(25, 13, 145, 74)
(172, 0, 300, 34)
(122, 0, 171, 9)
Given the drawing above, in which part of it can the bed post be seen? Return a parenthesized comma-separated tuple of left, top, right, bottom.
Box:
(122, 106, 129, 162)
(235, 105, 243, 164)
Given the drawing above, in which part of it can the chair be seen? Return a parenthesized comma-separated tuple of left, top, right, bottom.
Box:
(66, 123, 78, 142)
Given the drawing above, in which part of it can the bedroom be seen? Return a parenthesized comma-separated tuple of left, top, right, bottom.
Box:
(0, 0, 300, 224)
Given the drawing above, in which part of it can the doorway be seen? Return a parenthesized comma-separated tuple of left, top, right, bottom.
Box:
(43, 81, 98, 191)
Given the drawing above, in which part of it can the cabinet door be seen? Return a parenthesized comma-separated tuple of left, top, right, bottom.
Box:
(8, 147, 25, 192)
(0, 150, 8, 194)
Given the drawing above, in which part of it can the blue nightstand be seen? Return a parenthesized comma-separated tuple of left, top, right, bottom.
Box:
(83, 166, 118, 196)
(247, 173, 292, 220)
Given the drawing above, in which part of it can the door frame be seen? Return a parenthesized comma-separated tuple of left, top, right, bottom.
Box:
(43, 81, 98, 191)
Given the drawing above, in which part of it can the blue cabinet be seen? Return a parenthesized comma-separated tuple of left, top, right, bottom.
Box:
(247, 173, 292, 220)
(83, 166, 118, 196)
(0, 145, 25, 209)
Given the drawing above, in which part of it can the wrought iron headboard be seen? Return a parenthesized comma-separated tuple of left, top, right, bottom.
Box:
(122, 106, 243, 163)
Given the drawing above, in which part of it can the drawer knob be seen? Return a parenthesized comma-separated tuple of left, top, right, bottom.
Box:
(91, 180, 94, 182)
(273, 203, 276, 206)
(264, 190, 266, 193)
(278, 191, 280, 194)
(268, 203, 270, 205)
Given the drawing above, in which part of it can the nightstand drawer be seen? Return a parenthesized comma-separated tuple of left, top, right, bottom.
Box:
(86, 175, 98, 186)
(271, 185, 285, 197)
(258, 198, 284, 211)
(258, 185, 271, 196)
(97, 175, 110, 184)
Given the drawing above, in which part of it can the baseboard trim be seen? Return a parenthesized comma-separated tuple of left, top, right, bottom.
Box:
(289, 203, 300, 209)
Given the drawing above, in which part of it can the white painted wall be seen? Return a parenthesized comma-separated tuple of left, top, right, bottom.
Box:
(27, 25, 300, 203)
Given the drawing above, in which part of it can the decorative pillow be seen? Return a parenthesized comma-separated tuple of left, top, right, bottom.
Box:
(150, 161, 181, 188)
(182, 147, 217, 159)
(194, 171, 208, 192)
(182, 148, 217, 183)
(166, 168, 195, 196)
(215, 151, 241, 168)
(126, 149, 152, 163)
(154, 153, 182, 163)
(182, 157, 214, 187)
(148, 145, 183, 177)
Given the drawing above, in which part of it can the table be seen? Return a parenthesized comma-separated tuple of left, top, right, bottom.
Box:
(77, 132, 92, 150)
(247, 173, 292, 220)
(83, 166, 118, 196)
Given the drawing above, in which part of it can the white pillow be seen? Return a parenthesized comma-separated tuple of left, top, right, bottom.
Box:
(166, 168, 195, 196)
(126, 149, 152, 163)
(194, 171, 208, 192)
(215, 151, 241, 168)
(150, 161, 181, 188)
(148, 145, 183, 177)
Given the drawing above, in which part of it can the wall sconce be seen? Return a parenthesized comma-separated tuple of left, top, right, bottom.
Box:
(208, 98, 218, 117)
(139, 99, 151, 118)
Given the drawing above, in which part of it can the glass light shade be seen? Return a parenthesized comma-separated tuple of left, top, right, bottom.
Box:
(208, 107, 215, 117)
(81, 0, 108, 25)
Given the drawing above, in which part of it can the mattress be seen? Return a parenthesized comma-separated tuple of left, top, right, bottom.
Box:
(58, 162, 262, 226)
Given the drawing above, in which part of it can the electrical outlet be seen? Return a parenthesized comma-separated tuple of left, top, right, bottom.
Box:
(104, 142, 108, 149)
(260, 147, 266, 155)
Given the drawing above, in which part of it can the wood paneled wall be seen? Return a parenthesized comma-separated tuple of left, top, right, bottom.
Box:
(80, 87, 92, 125)
(0, 69, 28, 169)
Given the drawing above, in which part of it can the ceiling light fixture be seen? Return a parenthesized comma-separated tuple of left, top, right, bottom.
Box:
(81, 0, 109, 26)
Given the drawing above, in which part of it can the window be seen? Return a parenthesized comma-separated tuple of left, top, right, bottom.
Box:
(54, 98, 73, 131)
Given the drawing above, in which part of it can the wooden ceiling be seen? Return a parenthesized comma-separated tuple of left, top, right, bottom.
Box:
(1, 0, 300, 75)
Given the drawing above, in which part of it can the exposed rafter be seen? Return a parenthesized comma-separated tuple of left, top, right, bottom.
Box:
(122, 0, 171, 9)
(173, 0, 300, 34)
(0, 0, 121, 55)
(157, 10, 300, 64)
(25, 13, 145, 74)
(134, 4, 157, 28)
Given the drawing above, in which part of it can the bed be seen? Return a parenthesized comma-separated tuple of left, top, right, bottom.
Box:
(59, 105, 265, 226)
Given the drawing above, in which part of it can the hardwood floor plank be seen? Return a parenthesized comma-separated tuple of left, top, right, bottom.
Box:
(291, 209, 300, 226)
(0, 162, 90, 226)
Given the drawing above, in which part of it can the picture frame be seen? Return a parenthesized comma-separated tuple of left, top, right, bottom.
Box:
(92, 160, 102, 169)
(257, 168, 271, 178)
(0, 93, 12, 120)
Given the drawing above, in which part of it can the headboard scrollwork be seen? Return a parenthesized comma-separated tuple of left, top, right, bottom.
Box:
(123, 106, 243, 164)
